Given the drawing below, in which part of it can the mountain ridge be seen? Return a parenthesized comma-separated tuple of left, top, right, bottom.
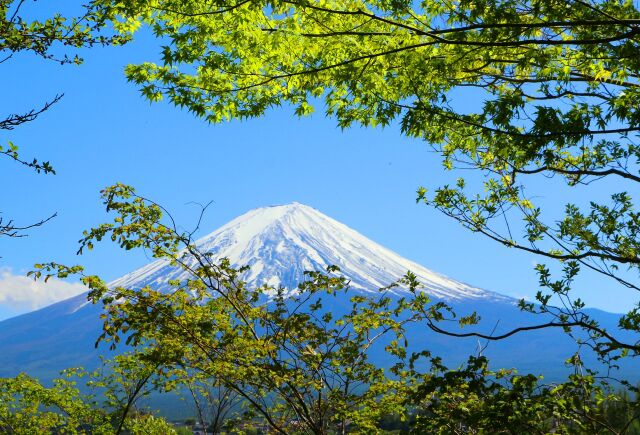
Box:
(110, 202, 512, 302)
(1, 202, 635, 381)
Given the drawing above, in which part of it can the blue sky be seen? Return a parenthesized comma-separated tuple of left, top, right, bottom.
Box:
(0, 27, 636, 320)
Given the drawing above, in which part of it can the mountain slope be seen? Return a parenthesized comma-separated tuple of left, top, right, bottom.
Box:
(110, 202, 509, 301)
(0, 203, 633, 380)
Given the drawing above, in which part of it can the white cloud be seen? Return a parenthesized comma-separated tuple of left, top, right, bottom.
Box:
(0, 268, 86, 313)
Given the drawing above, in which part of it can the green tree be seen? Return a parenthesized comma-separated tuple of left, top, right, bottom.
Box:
(33, 184, 640, 434)
(0, 353, 178, 434)
(18, 1, 640, 428)
(0, 0, 127, 240)
(124, 414, 178, 435)
(0, 372, 112, 434)
(177, 370, 243, 434)
(87, 350, 167, 434)
(407, 354, 630, 434)
(34, 184, 430, 435)
(99, 0, 640, 362)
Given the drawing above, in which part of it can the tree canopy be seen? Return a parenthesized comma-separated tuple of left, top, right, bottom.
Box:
(28, 183, 640, 434)
(99, 0, 640, 359)
(4, 0, 640, 432)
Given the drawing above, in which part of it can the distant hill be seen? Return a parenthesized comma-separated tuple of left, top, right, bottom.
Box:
(0, 203, 635, 381)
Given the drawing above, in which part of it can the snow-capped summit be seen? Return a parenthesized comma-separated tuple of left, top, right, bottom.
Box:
(2, 202, 633, 381)
(110, 202, 508, 301)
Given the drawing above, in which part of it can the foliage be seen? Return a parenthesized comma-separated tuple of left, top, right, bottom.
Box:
(599, 387, 640, 434)
(94, 0, 640, 360)
(0, 356, 180, 435)
(13, 0, 640, 428)
(0, 372, 111, 434)
(125, 414, 177, 434)
(35, 184, 427, 434)
(29, 183, 640, 434)
(177, 369, 243, 434)
(0, 0, 127, 240)
(408, 354, 636, 434)
(87, 350, 168, 434)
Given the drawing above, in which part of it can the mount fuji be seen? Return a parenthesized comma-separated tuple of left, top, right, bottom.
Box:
(110, 202, 510, 301)
(0, 203, 634, 379)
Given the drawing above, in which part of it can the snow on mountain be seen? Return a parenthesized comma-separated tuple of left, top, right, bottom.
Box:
(4, 202, 638, 381)
(109, 202, 510, 302)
